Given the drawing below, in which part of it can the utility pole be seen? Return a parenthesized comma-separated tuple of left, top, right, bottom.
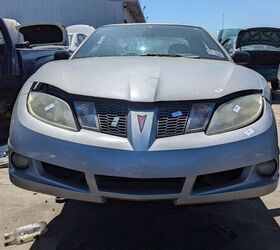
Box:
(222, 14, 225, 30)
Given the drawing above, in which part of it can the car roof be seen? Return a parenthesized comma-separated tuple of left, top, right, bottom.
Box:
(101, 23, 205, 30)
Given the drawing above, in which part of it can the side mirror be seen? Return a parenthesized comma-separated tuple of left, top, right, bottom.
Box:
(231, 51, 250, 65)
(54, 50, 70, 61)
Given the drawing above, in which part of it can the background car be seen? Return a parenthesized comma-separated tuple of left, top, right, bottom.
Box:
(222, 27, 280, 90)
(66, 25, 95, 53)
(217, 28, 241, 44)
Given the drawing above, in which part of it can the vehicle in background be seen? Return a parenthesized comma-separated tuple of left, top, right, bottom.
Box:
(217, 28, 241, 44)
(222, 27, 280, 90)
(18, 23, 68, 49)
(0, 17, 68, 146)
(66, 25, 95, 53)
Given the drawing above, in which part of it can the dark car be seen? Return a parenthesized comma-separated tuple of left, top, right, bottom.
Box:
(222, 27, 280, 90)
(0, 17, 69, 146)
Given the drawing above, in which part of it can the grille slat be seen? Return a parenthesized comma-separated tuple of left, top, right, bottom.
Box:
(157, 103, 192, 138)
(95, 100, 128, 138)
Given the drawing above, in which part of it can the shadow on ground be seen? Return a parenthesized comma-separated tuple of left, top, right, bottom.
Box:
(31, 198, 280, 250)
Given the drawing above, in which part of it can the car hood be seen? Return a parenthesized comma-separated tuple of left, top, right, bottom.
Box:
(236, 27, 280, 48)
(29, 57, 263, 102)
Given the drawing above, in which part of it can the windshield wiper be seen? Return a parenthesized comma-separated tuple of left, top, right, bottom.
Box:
(141, 53, 200, 59)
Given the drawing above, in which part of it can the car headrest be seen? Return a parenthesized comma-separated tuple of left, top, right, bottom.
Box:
(168, 44, 190, 56)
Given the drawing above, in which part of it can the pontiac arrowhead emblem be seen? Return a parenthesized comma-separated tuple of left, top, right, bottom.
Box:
(137, 115, 147, 132)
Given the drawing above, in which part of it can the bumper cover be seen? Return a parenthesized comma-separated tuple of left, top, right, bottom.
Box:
(9, 97, 279, 205)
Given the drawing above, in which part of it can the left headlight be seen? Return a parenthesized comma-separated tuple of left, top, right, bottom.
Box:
(207, 94, 263, 135)
(27, 92, 78, 131)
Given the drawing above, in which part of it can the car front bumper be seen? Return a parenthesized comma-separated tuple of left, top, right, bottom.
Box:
(9, 96, 279, 205)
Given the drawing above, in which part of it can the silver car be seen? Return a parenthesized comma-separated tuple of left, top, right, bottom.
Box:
(9, 24, 279, 205)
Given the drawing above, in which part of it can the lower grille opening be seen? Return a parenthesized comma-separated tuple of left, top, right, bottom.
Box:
(42, 163, 88, 190)
(96, 175, 185, 195)
(193, 168, 244, 192)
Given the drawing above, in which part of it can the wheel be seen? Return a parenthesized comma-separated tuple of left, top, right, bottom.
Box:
(271, 80, 279, 90)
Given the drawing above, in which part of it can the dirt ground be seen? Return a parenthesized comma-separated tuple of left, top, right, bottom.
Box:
(0, 92, 280, 250)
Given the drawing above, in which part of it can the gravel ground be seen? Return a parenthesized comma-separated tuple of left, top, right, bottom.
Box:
(0, 92, 279, 250)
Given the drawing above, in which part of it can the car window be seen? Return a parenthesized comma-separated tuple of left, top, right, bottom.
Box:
(0, 30, 7, 57)
(74, 25, 227, 61)
(223, 39, 234, 54)
(0, 30, 6, 45)
(115, 37, 190, 55)
(77, 34, 86, 45)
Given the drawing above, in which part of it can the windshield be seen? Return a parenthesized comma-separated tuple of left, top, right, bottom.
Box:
(74, 25, 227, 61)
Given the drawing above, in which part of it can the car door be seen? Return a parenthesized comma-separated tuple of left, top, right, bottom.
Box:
(0, 18, 16, 85)
(0, 17, 19, 145)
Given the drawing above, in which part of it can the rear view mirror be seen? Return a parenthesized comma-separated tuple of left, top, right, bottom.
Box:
(231, 51, 250, 65)
(54, 50, 70, 61)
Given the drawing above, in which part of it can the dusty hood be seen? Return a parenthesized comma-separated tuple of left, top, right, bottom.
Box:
(236, 27, 280, 48)
(29, 57, 262, 102)
(18, 24, 68, 46)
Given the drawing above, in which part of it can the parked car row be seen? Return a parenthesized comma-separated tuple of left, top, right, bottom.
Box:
(218, 27, 280, 90)
(0, 17, 94, 146)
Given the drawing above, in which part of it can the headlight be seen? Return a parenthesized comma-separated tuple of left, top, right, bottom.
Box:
(27, 92, 78, 131)
(207, 94, 263, 135)
(74, 101, 99, 130)
(186, 103, 215, 133)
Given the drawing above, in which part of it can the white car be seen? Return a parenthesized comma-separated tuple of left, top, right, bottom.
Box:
(9, 24, 279, 205)
(66, 25, 95, 52)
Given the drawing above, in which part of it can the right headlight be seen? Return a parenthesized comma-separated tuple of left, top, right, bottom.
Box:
(28, 92, 78, 131)
(206, 94, 263, 135)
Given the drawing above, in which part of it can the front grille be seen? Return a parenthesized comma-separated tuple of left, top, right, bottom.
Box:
(96, 175, 185, 195)
(157, 102, 192, 138)
(95, 100, 128, 138)
(93, 99, 193, 138)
